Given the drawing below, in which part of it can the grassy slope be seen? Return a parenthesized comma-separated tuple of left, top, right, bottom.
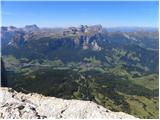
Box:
(131, 74, 159, 90)
(6, 65, 158, 119)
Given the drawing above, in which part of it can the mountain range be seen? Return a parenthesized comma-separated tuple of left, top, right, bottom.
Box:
(1, 24, 159, 118)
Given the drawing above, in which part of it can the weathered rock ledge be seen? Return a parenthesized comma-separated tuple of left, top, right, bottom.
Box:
(0, 87, 137, 119)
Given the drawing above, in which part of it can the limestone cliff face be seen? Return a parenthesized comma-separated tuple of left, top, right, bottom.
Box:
(0, 87, 137, 119)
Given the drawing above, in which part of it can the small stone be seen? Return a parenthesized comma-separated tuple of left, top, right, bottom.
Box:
(18, 105, 25, 110)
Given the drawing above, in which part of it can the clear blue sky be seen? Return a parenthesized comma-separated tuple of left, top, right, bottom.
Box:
(1, 1, 159, 27)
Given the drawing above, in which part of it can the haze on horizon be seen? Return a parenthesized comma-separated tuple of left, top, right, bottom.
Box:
(1, 1, 158, 28)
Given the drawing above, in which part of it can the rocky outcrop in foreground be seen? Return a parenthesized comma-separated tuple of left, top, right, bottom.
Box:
(0, 87, 137, 119)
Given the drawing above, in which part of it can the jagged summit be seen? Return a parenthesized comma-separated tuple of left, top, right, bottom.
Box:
(24, 24, 40, 31)
(1, 24, 158, 53)
(1, 24, 104, 51)
(63, 24, 103, 35)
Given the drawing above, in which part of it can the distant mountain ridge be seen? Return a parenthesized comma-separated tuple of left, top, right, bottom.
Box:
(106, 27, 158, 32)
(1, 24, 158, 49)
(1, 24, 159, 73)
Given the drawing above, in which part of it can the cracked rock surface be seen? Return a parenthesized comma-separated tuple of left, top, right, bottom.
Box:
(0, 87, 137, 119)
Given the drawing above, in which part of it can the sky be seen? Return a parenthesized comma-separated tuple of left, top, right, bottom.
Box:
(1, 1, 159, 28)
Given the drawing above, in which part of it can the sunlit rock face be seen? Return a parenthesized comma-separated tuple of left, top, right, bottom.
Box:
(0, 87, 137, 119)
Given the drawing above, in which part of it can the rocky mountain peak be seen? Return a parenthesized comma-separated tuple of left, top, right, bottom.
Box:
(7, 26, 17, 31)
(24, 24, 40, 31)
(63, 24, 103, 35)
